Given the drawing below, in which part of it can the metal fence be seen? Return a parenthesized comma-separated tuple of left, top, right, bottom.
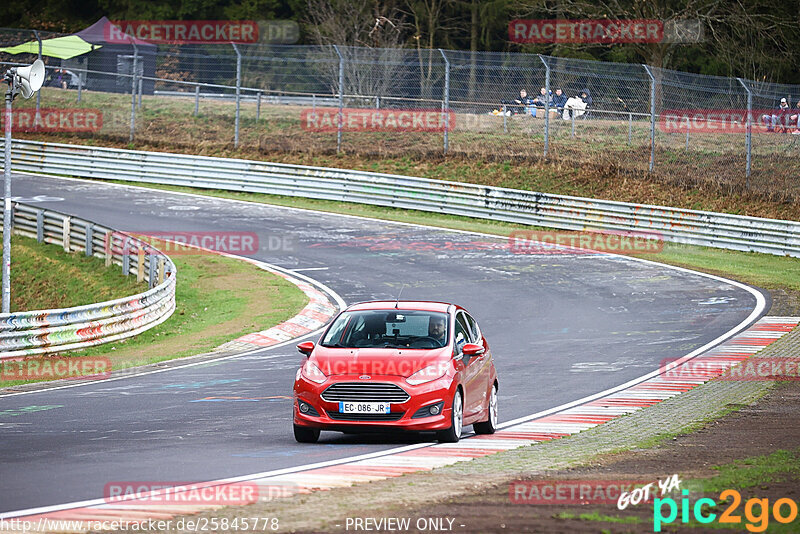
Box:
(0, 200, 177, 358)
(6, 139, 800, 258)
(1, 29, 799, 198)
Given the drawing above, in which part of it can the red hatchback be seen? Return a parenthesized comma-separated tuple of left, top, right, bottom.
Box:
(293, 301, 498, 443)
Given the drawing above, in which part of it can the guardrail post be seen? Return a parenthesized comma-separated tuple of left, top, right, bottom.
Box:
(737, 78, 752, 186)
(194, 85, 200, 116)
(137, 247, 145, 283)
(642, 64, 656, 172)
(628, 113, 632, 145)
(158, 256, 165, 285)
(538, 55, 550, 157)
(36, 210, 44, 242)
(104, 231, 113, 267)
(122, 237, 130, 275)
(129, 40, 138, 143)
(85, 223, 93, 257)
(333, 45, 344, 153)
(148, 253, 156, 288)
(62, 217, 71, 252)
(439, 49, 450, 155)
(256, 91, 261, 121)
(231, 43, 242, 149)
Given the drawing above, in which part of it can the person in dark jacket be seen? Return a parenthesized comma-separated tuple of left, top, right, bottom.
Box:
(579, 88, 593, 108)
(552, 88, 568, 113)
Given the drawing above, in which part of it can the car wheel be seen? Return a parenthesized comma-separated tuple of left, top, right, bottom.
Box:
(294, 424, 320, 443)
(473, 383, 498, 434)
(437, 389, 463, 443)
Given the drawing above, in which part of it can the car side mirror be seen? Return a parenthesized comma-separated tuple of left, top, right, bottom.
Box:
(297, 341, 315, 357)
(462, 343, 485, 357)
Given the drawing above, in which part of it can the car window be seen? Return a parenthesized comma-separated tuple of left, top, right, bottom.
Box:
(463, 313, 481, 343)
(320, 309, 449, 349)
(454, 313, 471, 354)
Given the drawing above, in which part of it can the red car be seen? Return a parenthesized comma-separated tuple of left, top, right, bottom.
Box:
(293, 301, 498, 443)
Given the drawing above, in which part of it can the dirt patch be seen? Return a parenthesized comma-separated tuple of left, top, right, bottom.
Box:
(313, 381, 800, 533)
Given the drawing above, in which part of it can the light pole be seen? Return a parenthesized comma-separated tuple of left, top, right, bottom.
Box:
(2, 59, 44, 313)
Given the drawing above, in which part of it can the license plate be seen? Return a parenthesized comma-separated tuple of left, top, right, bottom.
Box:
(339, 402, 391, 414)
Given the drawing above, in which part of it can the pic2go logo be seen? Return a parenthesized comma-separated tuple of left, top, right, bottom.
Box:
(654, 489, 799, 532)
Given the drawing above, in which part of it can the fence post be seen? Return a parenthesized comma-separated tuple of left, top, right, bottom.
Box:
(737, 78, 752, 186)
(129, 40, 138, 143)
(503, 104, 507, 133)
(137, 77, 143, 109)
(642, 64, 656, 172)
(570, 111, 575, 138)
(194, 85, 200, 116)
(439, 49, 450, 155)
(332, 45, 344, 153)
(628, 113, 632, 144)
(232, 43, 241, 149)
(256, 91, 261, 121)
(538, 55, 550, 157)
(77, 74, 82, 103)
(33, 30, 41, 126)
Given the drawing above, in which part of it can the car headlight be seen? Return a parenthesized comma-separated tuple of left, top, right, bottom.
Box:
(406, 363, 448, 385)
(302, 360, 327, 384)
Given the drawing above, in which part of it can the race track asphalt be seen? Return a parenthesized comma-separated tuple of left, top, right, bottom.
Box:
(0, 173, 765, 513)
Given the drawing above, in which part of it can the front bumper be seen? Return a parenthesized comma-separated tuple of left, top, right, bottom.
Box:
(293, 374, 455, 432)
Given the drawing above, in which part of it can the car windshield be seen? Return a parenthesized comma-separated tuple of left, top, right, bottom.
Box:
(320, 309, 449, 349)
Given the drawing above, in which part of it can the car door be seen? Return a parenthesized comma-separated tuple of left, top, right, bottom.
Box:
(455, 311, 483, 419)
(463, 312, 492, 414)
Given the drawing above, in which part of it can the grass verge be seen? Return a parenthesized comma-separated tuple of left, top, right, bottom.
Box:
(2, 234, 142, 312)
(0, 241, 308, 388)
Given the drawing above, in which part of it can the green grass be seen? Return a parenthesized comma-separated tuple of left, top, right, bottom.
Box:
(702, 449, 800, 492)
(0, 238, 308, 387)
(554, 511, 644, 524)
(2, 234, 142, 312)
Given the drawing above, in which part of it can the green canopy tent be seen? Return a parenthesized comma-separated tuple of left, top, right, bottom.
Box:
(0, 35, 100, 60)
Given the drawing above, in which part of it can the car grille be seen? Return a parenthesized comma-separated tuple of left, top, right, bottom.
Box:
(321, 382, 410, 403)
(327, 411, 404, 422)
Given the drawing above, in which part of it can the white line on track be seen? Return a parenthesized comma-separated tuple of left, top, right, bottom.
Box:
(0, 170, 768, 519)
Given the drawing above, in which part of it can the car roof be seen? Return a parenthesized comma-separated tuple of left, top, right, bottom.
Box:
(347, 301, 455, 313)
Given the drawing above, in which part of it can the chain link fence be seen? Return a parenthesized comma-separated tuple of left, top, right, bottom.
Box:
(1, 27, 799, 198)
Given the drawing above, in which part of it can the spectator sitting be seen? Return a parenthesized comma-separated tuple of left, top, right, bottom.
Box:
(529, 87, 553, 117)
(563, 88, 592, 120)
(762, 98, 791, 132)
(552, 88, 567, 113)
(501, 89, 533, 115)
(790, 100, 800, 135)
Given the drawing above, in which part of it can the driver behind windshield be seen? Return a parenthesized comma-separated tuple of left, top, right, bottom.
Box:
(428, 315, 447, 346)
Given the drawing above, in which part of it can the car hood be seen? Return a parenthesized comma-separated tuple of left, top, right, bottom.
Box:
(312, 346, 450, 377)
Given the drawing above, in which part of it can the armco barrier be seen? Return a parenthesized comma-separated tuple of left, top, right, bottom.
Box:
(4, 139, 800, 257)
(0, 202, 176, 359)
